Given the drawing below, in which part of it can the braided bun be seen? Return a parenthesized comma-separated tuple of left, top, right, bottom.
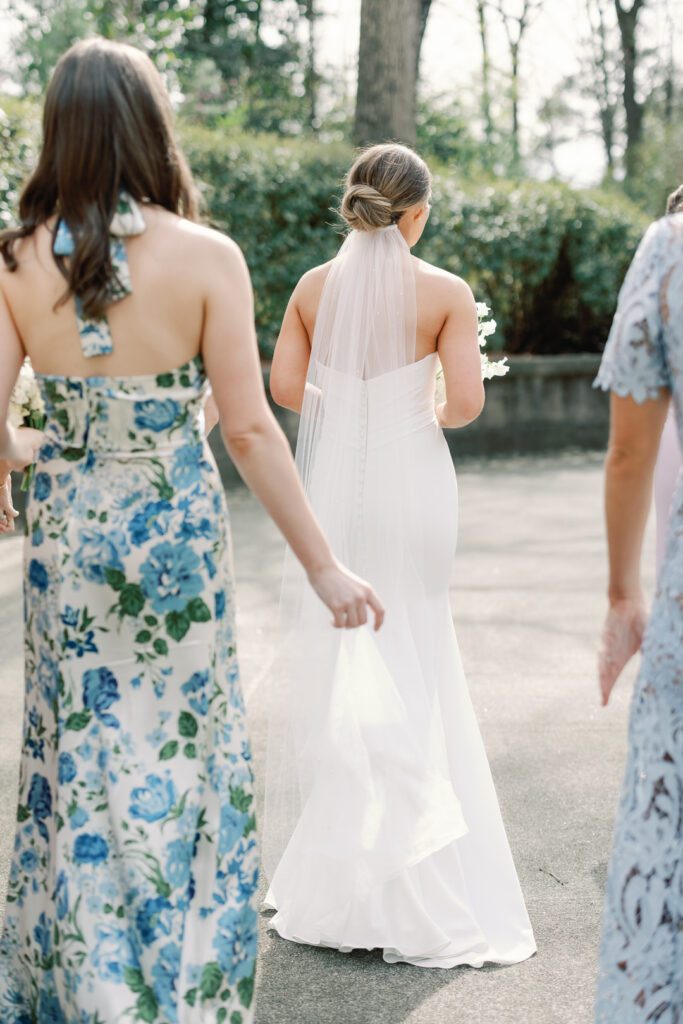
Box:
(341, 182, 393, 231)
(339, 143, 431, 234)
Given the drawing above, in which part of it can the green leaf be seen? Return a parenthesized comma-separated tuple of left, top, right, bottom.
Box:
(199, 962, 223, 1000)
(123, 967, 146, 994)
(144, 615, 158, 627)
(104, 567, 126, 592)
(119, 584, 145, 617)
(153, 638, 169, 656)
(229, 786, 253, 814)
(217, 1011, 228, 1024)
(159, 740, 179, 761)
(165, 610, 190, 642)
(178, 711, 198, 738)
(230, 1012, 243, 1024)
(17, 805, 30, 822)
(237, 976, 254, 1009)
(184, 988, 197, 1007)
(183, 742, 197, 759)
(136, 987, 159, 1022)
(65, 711, 91, 731)
(62, 447, 86, 462)
(156, 373, 175, 388)
(187, 597, 211, 623)
(135, 630, 152, 644)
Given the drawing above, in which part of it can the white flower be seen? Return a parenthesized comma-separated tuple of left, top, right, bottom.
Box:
(9, 359, 44, 427)
(481, 354, 510, 380)
(435, 298, 509, 393)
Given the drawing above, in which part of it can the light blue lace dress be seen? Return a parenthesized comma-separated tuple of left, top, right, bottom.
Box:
(0, 220, 258, 1024)
(594, 212, 683, 1023)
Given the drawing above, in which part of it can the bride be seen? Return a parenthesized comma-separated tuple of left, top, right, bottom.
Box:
(262, 143, 536, 968)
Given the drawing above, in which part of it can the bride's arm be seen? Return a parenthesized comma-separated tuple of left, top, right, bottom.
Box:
(269, 285, 312, 414)
(201, 235, 384, 630)
(435, 275, 485, 429)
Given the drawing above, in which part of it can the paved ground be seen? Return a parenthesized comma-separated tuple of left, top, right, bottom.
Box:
(0, 454, 655, 1024)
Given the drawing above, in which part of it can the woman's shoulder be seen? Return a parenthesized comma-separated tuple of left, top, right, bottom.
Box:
(413, 257, 474, 306)
(144, 207, 244, 263)
(292, 260, 334, 309)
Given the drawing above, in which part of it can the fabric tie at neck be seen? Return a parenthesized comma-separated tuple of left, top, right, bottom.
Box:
(53, 192, 146, 358)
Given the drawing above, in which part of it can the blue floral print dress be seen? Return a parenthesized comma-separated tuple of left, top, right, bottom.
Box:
(0, 348, 258, 1018)
(594, 213, 683, 1023)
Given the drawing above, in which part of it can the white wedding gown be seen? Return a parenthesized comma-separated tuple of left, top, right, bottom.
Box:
(262, 227, 536, 969)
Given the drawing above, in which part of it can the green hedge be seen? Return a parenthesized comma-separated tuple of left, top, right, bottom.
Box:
(1, 99, 649, 357)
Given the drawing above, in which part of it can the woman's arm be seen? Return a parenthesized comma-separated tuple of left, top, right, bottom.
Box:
(0, 281, 44, 471)
(436, 276, 485, 429)
(269, 286, 312, 413)
(201, 236, 383, 630)
(599, 390, 670, 704)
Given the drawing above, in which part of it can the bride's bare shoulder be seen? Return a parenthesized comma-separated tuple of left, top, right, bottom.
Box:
(292, 260, 334, 319)
(413, 257, 474, 308)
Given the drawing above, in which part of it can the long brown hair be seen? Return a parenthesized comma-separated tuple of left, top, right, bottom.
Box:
(0, 37, 199, 318)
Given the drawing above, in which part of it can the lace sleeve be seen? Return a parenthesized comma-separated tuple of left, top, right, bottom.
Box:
(594, 219, 670, 403)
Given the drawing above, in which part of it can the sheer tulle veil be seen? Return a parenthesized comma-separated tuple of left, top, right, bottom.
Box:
(261, 225, 466, 886)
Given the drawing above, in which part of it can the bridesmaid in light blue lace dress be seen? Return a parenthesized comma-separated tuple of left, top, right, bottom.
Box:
(0, 37, 381, 1024)
(594, 212, 683, 1023)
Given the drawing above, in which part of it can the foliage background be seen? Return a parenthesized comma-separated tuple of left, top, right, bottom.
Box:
(0, 96, 647, 359)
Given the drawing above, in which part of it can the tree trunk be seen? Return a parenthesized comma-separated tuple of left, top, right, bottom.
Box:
(354, 0, 421, 147)
(476, 0, 494, 144)
(304, 0, 318, 132)
(415, 0, 433, 76)
(510, 42, 520, 163)
(586, 0, 616, 172)
(614, 0, 646, 178)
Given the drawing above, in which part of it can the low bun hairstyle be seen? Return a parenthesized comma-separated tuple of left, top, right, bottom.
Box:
(340, 143, 431, 232)
(667, 184, 683, 215)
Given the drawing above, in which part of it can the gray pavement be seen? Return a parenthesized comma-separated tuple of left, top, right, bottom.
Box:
(0, 454, 653, 1024)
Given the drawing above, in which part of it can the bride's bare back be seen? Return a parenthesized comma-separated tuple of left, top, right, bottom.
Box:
(271, 250, 485, 430)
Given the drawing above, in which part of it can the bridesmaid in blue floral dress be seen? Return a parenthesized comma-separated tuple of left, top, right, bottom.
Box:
(0, 38, 382, 1024)
(595, 211, 683, 1022)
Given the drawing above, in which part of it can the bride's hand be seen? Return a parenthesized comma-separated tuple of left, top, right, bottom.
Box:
(1, 425, 45, 472)
(0, 476, 18, 534)
(598, 597, 648, 707)
(308, 561, 385, 631)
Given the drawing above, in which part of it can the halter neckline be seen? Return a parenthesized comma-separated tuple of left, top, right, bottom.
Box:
(53, 192, 146, 358)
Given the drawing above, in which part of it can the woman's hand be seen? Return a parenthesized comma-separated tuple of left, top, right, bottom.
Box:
(308, 560, 385, 631)
(0, 425, 45, 471)
(0, 475, 18, 534)
(598, 596, 648, 707)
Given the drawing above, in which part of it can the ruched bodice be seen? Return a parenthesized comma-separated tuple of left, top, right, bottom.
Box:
(36, 355, 207, 458)
(315, 352, 438, 450)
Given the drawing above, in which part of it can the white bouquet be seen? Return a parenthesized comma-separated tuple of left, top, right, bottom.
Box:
(476, 302, 509, 380)
(436, 300, 509, 402)
(9, 359, 46, 490)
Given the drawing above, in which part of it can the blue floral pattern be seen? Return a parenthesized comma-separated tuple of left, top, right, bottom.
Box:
(594, 214, 683, 1023)
(0, 356, 258, 1023)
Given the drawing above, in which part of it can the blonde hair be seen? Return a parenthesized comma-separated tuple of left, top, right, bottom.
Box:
(667, 184, 683, 214)
(340, 143, 431, 232)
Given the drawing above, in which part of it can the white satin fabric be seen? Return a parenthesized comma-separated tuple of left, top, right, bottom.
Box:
(262, 228, 535, 968)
